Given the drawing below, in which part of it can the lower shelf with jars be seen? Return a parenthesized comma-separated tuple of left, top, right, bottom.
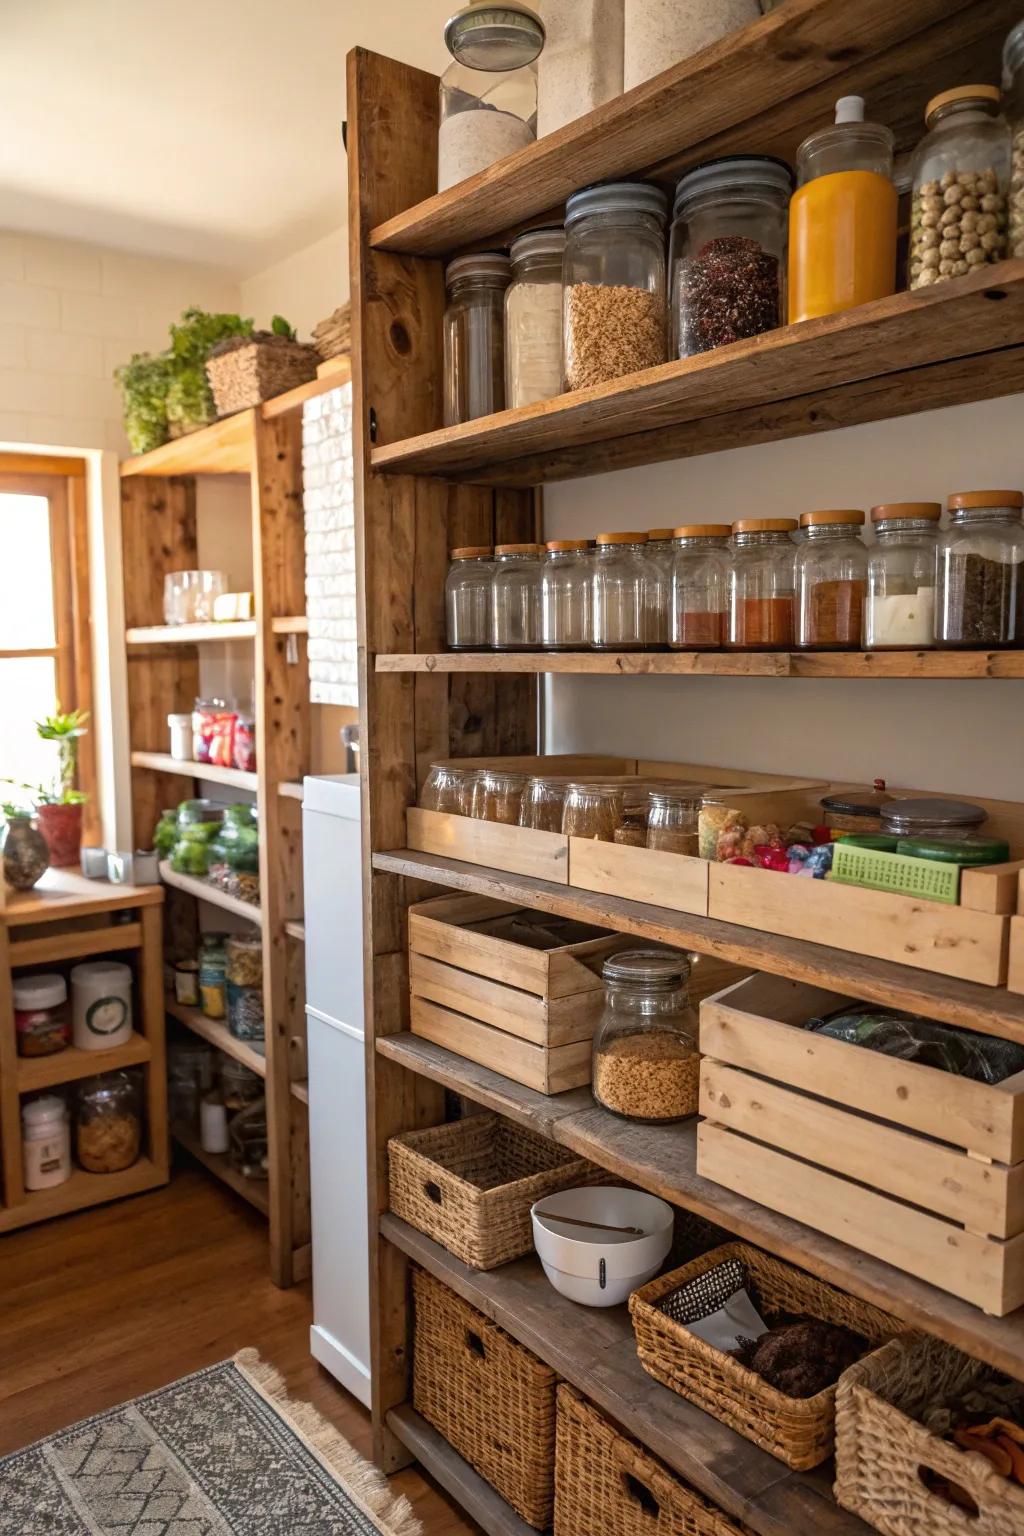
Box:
(379, 649, 1024, 678)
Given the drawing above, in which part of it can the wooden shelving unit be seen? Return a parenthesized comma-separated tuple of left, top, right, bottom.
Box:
(350, 5, 1024, 1528)
(120, 394, 312, 1287)
(165, 996, 266, 1077)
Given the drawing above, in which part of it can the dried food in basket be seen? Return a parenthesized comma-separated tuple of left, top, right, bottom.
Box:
(808, 1004, 1024, 1084)
(206, 318, 318, 415)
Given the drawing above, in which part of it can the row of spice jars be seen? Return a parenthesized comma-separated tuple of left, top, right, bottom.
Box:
(22, 1070, 143, 1192)
(446, 493, 1024, 651)
(172, 931, 264, 1050)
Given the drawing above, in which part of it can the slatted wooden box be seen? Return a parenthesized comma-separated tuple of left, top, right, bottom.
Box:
(698, 974, 1024, 1315)
(409, 894, 628, 1093)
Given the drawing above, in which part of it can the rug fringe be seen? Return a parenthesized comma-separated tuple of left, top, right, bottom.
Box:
(233, 1349, 423, 1536)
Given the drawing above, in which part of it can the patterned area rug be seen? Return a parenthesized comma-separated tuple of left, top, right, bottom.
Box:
(0, 1350, 421, 1536)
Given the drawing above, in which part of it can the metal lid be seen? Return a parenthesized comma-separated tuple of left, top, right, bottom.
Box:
(13, 973, 67, 1010)
(565, 181, 668, 228)
(445, 251, 512, 286)
(673, 523, 730, 539)
(444, 1, 545, 71)
(673, 154, 793, 218)
(799, 509, 865, 527)
(925, 84, 1001, 126)
(510, 226, 565, 263)
(596, 531, 648, 544)
(732, 517, 797, 534)
(880, 797, 987, 831)
(821, 784, 893, 817)
(948, 489, 1024, 511)
(602, 947, 690, 985)
(450, 546, 493, 558)
(870, 502, 942, 523)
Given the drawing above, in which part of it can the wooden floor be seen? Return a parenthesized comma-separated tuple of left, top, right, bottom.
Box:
(0, 1155, 477, 1535)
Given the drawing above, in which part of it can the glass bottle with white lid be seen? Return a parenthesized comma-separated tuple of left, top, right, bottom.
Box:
(446, 547, 495, 649)
(443, 253, 512, 426)
(492, 542, 542, 648)
(438, 2, 545, 193)
(670, 524, 730, 649)
(864, 503, 941, 650)
(540, 539, 590, 648)
(506, 226, 565, 409)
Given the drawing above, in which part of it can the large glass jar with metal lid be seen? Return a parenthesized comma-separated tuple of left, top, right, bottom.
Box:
(591, 531, 652, 649)
(670, 524, 730, 649)
(562, 181, 667, 391)
(506, 227, 565, 408)
(1005, 22, 1024, 257)
(492, 542, 542, 648)
(880, 797, 987, 842)
(936, 490, 1024, 647)
(446, 547, 495, 649)
(864, 503, 941, 650)
(540, 539, 590, 648)
(909, 86, 1010, 290)
(592, 949, 699, 1123)
(726, 519, 796, 649)
(443, 252, 512, 426)
(438, 1, 545, 193)
(794, 510, 867, 650)
(670, 156, 792, 357)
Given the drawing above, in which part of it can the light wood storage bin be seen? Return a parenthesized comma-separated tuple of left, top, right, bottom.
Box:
(835, 1332, 1024, 1536)
(412, 1265, 557, 1529)
(698, 974, 1024, 1316)
(629, 1242, 900, 1470)
(388, 1113, 600, 1269)
(554, 1385, 747, 1536)
(408, 894, 629, 1092)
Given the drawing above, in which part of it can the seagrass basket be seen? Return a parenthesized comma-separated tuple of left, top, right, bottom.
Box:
(554, 1385, 749, 1536)
(628, 1241, 901, 1470)
(206, 333, 318, 414)
(388, 1112, 601, 1269)
(412, 1265, 557, 1529)
(835, 1331, 1024, 1536)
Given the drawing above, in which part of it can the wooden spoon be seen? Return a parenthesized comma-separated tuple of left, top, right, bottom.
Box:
(540, 1212, 645, 1236)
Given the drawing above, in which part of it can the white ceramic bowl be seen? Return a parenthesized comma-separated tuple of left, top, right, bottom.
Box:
(531, 1186, 674, 1307)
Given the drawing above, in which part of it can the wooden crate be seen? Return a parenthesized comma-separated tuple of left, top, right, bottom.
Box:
(1010, 914, 1024, 995)
(407, 807, 569, 883)
(569, 838, 709, 916)
(708, 861, 1010, 985)
(698, 973, 1024, 1315)
(409, 894, 628, 1093)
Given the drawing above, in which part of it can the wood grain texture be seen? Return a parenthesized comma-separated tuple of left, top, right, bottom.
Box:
(130, 751, 257, 792)
(388, 1407, 538, 1536)
(0, 924, 22, 1209)
(377, 650, 1024, 678)
(17, 1036, 152, 1094)
(120, 412, 254, 477)
(1, 867, 161, 924)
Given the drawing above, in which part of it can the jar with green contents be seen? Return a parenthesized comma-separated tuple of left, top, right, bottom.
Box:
(226, 935, 264, 1050)
(199, 933, 228, 1020)
(208, 804, 260, 906)
(169, 800, 223, 876)
(154, 808, 178, 860)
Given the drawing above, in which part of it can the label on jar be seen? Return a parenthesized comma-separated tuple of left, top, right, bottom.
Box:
(24, 1130, 70, 1190)
(84, 995, 129, 1037)
(16, 1008, 70, 1057)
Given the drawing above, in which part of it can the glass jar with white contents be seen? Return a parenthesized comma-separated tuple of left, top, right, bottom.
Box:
(864, 503, 941, 650)
(438, 2, 545, 193)
(505, 227, 565, 409)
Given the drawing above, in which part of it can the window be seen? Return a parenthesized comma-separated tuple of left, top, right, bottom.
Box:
(0, 461, 96, 836)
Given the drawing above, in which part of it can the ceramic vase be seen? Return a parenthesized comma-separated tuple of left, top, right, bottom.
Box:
(2, 815, 50, 890)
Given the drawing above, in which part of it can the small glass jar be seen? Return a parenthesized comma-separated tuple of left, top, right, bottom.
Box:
(646, 790, 700, 856)
(519, 775, 568, 831)
(670, 524, 731, 649)
(199, 932, 228, 1020)
(670, 155, 791, 357)
(233, 712, 256, 773)
(591, 949, 699, 1123)
(222, 1056, 265, 1111)
(446, 547, 495, 649)
(591, 532, 652, 650)
(562, 181, 668, 391)
(506, 227, 565, 409)
(492, 543, 542, 649)
(880, 797, 987, 841)
(167, 1040, 216, 1133)
(864, 503, 941, 650)
(936, 490, 1024, 647)
(438, 2, 544, 193)
(540, 539, 590, 648)
(643, 530, 674, 647)
(77, 1071, 142, 1174)
(473, 768, 527, 824)
(443, 252, 512, 426)
(562, 781, 624, 840)
(208, 803, 260, 905)
(226, 935, 265, 1048)
(909, 86, 1011, 290)
(794, 510, 867, 650)
(820, 780, 892, 835)
(173, 958, 200, 1007)
(154, 808, 177, 860)
(1005, 22, 1024, 257)
(613, 785, 649, 848)
(14, 974, 70, 1058)
(422, 762, 478, 815)
(23, 1096, 72, 1190)
(726, 519, 797, 648)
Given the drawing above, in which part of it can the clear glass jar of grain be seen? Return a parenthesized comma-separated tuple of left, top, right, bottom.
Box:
(540, 539, 591, 648)
(592, 950, 699, 1123)
(935, 490, 1024, 647)
(562, 181, 667, 391)
(473, 768, 528, 824)
(519, 775, 568, 831)
(562, 782, 624, 840)
(492, 543, 542, 648)
(445, 547, 495, 648)
(506, 227, 566, 408)
(443, 252, 512, 426)
(646, 789, 700, 855)
(421, 762, 480, 815)
(908, 86, 1010, 289)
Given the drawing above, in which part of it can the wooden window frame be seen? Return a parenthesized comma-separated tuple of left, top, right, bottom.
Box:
(0, 459, 98, 841)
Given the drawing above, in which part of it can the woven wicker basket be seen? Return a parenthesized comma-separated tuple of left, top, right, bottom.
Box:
(554, 1385, 748, 1536)
(206, 335, 318, 415)
(836, 1332, 1024, 1536)
(388, 1113, 601, 1269)
(412, 1265, 557, 1529)
(629, 1241, 901, 1470)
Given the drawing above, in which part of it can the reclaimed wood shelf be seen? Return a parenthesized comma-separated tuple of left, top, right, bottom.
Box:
(17, 1035, 152, 1095)
(0, 1159, 166, 1235)
(378, 1037, 1024, 1383)
(126, 621, 257, 645)
(383, 1217, 868, 1536)
(1, 867, 162, 924)
(172, 1123, 269, 1216)
(290, 1081, 309, 1105)
(387, 1405, 541, 1536)
(131, 751, 257, 791)
(284, 920, 305, 943)
(165, 997, 267, 1077)
(376, 650, 1024, 679)
(158, 862, 262, 926)
(371, 263, 1024, 485)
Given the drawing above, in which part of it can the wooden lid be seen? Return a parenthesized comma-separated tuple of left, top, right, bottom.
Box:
(450, 545, 493, 557)
(596, 531, 648, 544)
(673, 523, 730, 538)
(799, 509, 865, 527)
(925, 84, 1000, 124)
(545, 539, 587, 552)
(731, 518, 797, 533)
(494, 542, 542, 554)
(870, 503, 941, 523)
(647, 528, 674, 541)
(948, 489, 1024, 510)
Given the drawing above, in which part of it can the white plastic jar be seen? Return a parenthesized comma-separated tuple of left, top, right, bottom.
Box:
(167, 712, 194, 761)
(70, 960, 133, 1050)
(22, 1096, 72, 1191)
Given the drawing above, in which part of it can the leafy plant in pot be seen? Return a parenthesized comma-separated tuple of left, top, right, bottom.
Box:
(34, 708, 90, 866)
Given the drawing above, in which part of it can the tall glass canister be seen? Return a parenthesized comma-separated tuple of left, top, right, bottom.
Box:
(864, 503, 941, 650)
(438, 1, 544, 192)
(670, 524, 730, 649)
(540, 539, 590, 649)
(492, 542, 542, 649)
(505, 227, 565, 408)
(443, 252, 512, 425)
(936, 491, 1024, 647)
(591, 531, 650, 649)
(445, 547, 495, 648)
(726, 519, 797, 648)
(794, 510, 868, 650)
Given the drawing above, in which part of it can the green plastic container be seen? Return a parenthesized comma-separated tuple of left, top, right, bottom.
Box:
(896, 834, 1010, 867)
(834, 832, 899, 851)
(829, 841, 960, 903)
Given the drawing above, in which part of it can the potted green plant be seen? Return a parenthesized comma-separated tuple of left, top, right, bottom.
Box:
(34, 708, 90, 866)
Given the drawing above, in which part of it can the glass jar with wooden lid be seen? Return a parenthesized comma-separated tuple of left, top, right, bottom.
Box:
(670, 523, 731, 649)
(936, 490, 1024, 647)
(492, 543, 542, 649)
(644, 529, 674, 646)
(909, 85, 1010, 290)
(540, 539, 591, 649)
(591, 531, 652, 650)
(445, 547, 495, 649)
(794, 510, 867, 649)
(726, 518, 797, 649)
(864, 503, 941, 650)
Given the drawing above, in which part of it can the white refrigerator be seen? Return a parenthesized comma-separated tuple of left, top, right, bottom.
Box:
(302, 773, 371, 1406)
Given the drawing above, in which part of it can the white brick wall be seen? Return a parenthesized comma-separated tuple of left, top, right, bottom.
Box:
(303, 381, 357, 707)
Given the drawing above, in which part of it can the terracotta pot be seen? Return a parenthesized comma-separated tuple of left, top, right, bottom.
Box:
(37, 802, 83, 867)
